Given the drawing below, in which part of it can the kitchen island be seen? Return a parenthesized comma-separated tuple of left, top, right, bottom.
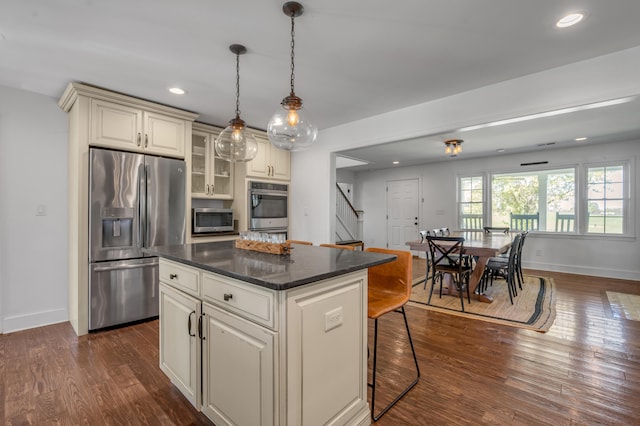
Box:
(144, 241, 395, 426)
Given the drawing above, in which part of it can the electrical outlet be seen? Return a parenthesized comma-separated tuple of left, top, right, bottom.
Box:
(324, 307, 343, 332)
(36, 204, 47, 216)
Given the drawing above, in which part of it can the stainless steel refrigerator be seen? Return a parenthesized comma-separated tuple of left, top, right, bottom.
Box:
(89, 148, 186, 330)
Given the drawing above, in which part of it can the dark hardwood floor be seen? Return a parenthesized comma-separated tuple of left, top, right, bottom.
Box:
(2, 269, 639, 425)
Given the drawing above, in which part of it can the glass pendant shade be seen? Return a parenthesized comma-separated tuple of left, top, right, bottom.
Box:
(215, 118, 258, 162)
(267, 103, 317, 151)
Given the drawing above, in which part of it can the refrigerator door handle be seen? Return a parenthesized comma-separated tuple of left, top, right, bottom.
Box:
(138, 163, 146, 249)
(93, 262, 158, 272)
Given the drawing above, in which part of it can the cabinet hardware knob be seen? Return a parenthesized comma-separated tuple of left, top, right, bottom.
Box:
(223, 293, 233, 301)
(137, 133, 141, 146)
(169, 273, 178, 279)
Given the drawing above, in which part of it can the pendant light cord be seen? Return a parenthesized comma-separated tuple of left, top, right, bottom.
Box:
(235, 52, 241, 118)
(290, 14, 296, 95)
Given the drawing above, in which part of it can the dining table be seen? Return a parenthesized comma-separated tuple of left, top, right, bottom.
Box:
(406, 230, 514, 303)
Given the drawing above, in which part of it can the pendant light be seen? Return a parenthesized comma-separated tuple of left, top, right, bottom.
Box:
(215, 44, 258, 162)
(267, 1, 318, 152)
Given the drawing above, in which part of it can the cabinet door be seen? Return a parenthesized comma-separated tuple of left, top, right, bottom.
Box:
(246, 135, 270, 179)
(191, 131, 208, 197)
(270, 145, 291, 181)
(210, 131, 234, 199)
(144, 111, 186, 158)
(201, 303, 275, 426)
(159, 283, 201, 408)
(90, 99, 143, 151)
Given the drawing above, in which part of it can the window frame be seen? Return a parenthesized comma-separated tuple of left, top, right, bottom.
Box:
(489, 165, 578, 233)
(582, 159, 632, 236)
(456, 173, 486, 230)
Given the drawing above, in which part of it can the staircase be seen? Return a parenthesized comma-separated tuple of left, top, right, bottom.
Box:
(336, 184, 363, 248)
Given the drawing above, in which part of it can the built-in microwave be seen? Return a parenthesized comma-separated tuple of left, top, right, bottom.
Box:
(192, 208, 234, 233)
(248, 181, 288, 231)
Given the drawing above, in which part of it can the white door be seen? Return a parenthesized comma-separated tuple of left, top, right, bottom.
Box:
(387, 178, 420, 250)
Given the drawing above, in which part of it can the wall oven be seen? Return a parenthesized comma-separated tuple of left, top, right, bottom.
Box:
(248, 181, 288, 232)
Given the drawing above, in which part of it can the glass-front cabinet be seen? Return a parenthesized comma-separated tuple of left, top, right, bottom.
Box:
(192, 124, 233, 199)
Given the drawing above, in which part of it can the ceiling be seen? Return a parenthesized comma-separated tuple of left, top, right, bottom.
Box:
(2, 1, 640, 159)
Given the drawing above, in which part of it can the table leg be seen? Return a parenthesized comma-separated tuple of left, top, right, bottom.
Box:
(439, 256, 493, 303)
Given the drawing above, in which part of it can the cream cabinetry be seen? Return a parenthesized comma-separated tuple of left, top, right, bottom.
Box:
(91, 98, 187, 158)
(246, 132, 290, 181)
(58, 82, 198, 336)
(158, 257, 371, 426)
(201, 303, 276, 425)
(191, 124, 233, 199)
(159, 283, 201, 407)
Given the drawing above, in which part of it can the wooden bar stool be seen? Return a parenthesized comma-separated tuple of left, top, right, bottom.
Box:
(319, 243, 356, 250)
(365, 248, 420, 421)
(285, 239, 313, 245)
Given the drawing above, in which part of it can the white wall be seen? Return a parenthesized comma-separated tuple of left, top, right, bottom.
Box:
(353, 140, 640, 280)
(0, 85, 69, 333)
(289, 46, 640, 258)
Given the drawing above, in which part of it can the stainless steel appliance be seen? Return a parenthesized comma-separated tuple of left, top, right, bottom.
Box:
(248, 181, 288, 233)
(89, 148, 185, 330)
(192, 208, 234, 233)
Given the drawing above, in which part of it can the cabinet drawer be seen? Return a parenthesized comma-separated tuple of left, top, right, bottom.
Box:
(202, 273, 276, 329)
(160, 259, 200, 297)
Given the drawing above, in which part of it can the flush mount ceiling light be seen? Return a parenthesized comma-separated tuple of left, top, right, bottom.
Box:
(168, 87, 185, 95)
(556, 12, 584, 28)
(444, 139, 463, 157)
(215, 44, 258, 163)
(267, 1, 318, 152)
(575, 136, 588, 141)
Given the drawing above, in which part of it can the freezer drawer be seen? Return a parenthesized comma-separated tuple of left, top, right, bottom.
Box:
(89, 258, 159, 330)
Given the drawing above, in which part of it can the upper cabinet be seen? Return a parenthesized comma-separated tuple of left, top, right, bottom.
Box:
(59, 82, 198, 159)
(91, 99, 187, 157)
(246, 131, 290, 181)
(191, 123, 233, 199)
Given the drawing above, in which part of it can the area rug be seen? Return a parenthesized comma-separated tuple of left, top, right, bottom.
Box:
(606, 291, 640, 321)
(409, 274, 556, 332)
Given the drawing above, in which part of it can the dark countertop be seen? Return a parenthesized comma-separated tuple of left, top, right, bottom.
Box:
(144, 241, 395, 291)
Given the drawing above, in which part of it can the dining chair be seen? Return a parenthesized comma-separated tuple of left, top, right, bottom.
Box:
(425, 236, 473, 311)
(510, 213, 539, 231)
(418, 230, 432, 283)
(555, 213, 575, 232)
(461, 214, 483, 230)
(480, 233, 522, 304)
(319, 243, 355, 250)
(365, 248, 420, 421)
(285, 239, 313, 245)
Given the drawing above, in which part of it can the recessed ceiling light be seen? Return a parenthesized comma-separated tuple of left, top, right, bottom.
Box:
(496, 149, 505, 153)
(392, 161, 399, 165)
(575, 137, 587, 141)
(169, 87, 185, 95)
(556, 12, 584, 28)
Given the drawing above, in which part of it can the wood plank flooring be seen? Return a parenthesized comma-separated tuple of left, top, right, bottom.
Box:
(2, 269, 639, 425)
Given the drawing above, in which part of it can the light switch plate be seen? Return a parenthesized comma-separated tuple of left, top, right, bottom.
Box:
(36, 204, 47, 216)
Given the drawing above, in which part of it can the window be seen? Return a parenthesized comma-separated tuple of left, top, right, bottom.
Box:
(491, 168, 576, 232)
(586, 164, 625, 234)
(458, 176, 483, 229)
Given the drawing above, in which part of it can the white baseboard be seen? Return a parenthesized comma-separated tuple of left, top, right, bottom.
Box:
(524, 261, 640, 282)
(2, 308, 68, 334)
